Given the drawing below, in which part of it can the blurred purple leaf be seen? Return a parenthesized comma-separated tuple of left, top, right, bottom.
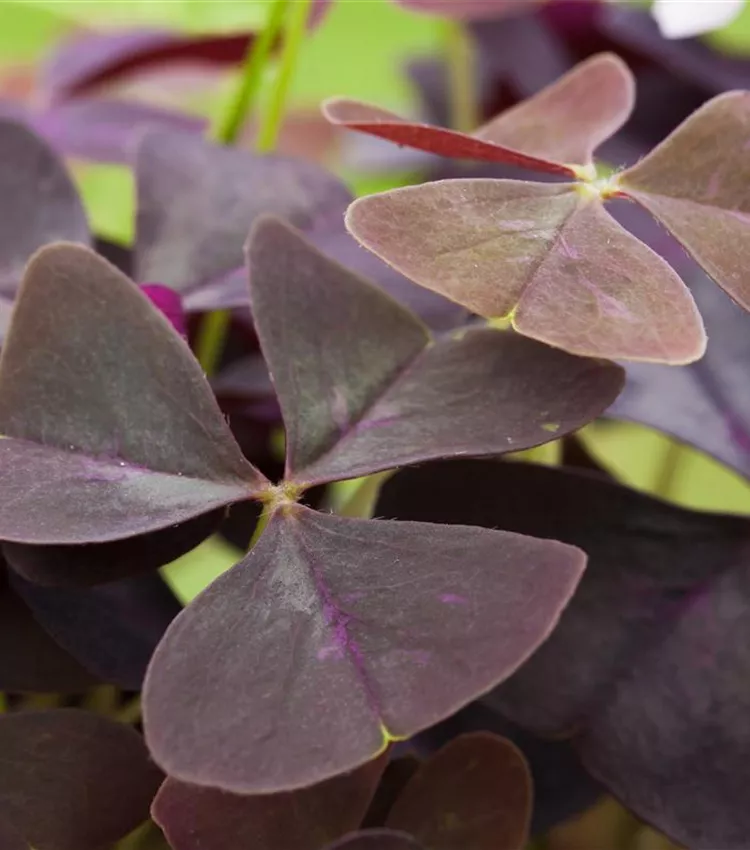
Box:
(0, 244, 261, 551)
(0, 819, 27, 850)
(386, 733, 532, 850)
(248, 217, 624, 484)
(9, 569, 182, 690)
(362, 756, 423, 829)
(0, 118, 89, 292)
(392, 0, 533, 21)
(141, 283, 187, 336)
(143, 505, 585, 794)
(41, 29, 255, 100)
(134, 129, 351, 298)
(31, 99, 205, 164)
(153, 754, 387, 850)
(0, 709, 163, 850)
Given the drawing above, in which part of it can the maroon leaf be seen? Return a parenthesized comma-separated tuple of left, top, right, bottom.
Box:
(386, 733, 532, 850)
(134, 129, 351, 295)
(0, 243, 262, 548)
(0, 565, 96, 693)
(0, 119, 89, 291)
(393, 0, 532, 21)
(143, 505, 585, 794)
(0, 709, 163, 850)
(345, 180, 705, 363)
(247, 217, 624, 484)
(152, 755, 387, 850)
(619, 92, 750, 313)
(324, 54, 633, 172)
(326, 831, 424, 850)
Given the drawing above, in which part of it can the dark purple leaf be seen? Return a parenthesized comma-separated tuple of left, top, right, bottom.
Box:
(619, 91, 750, 313)
(4, 510, 223, 586)
(134, 129, 351, 294)
(345, 180, 706, 363)
(326, 831, 423, 850)
(41, 29, 255, 100)
(0, 119, 89, 291)
(376, 460, 750, 848)
(31, 99, 205, 165)
(0, 243, 262, 548)
(386, 733, 532, 850)
(608, 272, 750, 480)
(247, 217, 624, 484)
(0, 709, 163, 850)
(143, 505, 585, 794)
(0, 565, 95, 693)
(324, 54, 633, 172)
(10, 569, 182, 689)
(152, 755, 387, 850)
(362, 756, 422, 829)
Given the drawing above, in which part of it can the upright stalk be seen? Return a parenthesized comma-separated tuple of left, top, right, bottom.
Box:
(195, 0, 310, 376)
(441, 18, 479, 133)
(211, 0, 290, 146)
(255, 0, 313, 152)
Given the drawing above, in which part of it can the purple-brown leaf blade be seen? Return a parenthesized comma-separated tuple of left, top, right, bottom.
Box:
(0, 565, 96, 693)
(362, 756, 422, 829)
(0, 119, 89, 291)
(0, 709, 163, 850)
(152, 755, 387, 850)
(135, 129, 352, 294)
(473, 53, 635, 167)
(326, 831, 424, 850)
(346, 180, 705, 363)
(386, 733, 532, 850)
(143, 506, 585, 794)
(0, 243, 261, 548)
(619, 92, 750, 312)
(248, 217, 624, 484)
(321, 99, 574, 176)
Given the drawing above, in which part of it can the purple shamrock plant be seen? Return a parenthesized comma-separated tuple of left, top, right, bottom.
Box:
(325, 52, 750, 364)
(0, 214, 622, 799)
